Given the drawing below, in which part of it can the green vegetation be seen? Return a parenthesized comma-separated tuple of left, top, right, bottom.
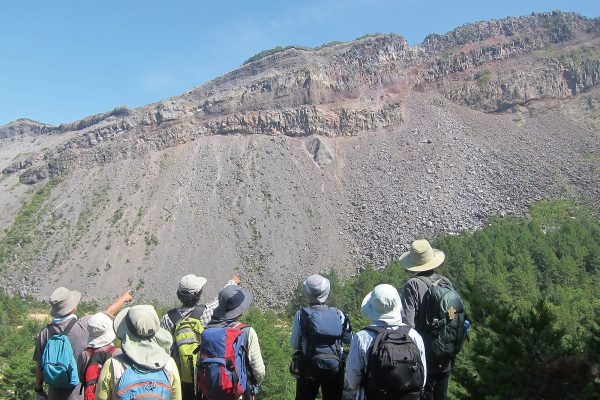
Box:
(0, 178, 60, 266)
(111, 207, 124, 225)
(544, 12, 574, 41)
(243, 46, 309, 65)
(1, 200, 599, 399)
(475, 68, 492, 86)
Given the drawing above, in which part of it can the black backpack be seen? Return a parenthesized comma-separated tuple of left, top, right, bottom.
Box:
(300, 306, 346, 379)
(364, 325, 424, 399)
(417, 276, 467, 363)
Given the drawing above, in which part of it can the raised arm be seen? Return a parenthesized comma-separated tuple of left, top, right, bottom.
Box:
(104, 290, 133, 317)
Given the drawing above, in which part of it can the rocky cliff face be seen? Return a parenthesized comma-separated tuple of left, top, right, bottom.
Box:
(1, 11, 599, 304)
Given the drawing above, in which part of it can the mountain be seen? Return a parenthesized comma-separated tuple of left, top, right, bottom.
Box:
(1, 11, 599, 305)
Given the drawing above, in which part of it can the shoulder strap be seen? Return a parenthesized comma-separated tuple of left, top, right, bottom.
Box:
(189, 304, 207, 320)
(167, 309, 182, 326)
(62, 317, 78, 336)
(416, 275, 435, 289)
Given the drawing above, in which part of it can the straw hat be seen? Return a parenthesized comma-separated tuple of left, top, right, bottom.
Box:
(303, 274, 330, 303)
(360, 284, 403, 324)
(399, 239, 445, 272)
(49, 287, 81, 318)
(114, 305, 170, 370)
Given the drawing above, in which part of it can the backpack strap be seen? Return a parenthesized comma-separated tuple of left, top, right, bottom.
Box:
(416, 275, 435, 289)
(167, 309, 182, 328)
(188, 304, 207, 321)
(47, 317, 78, 337)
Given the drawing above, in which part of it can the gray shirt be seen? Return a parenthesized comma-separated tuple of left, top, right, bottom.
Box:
(34, 315, 92, 400)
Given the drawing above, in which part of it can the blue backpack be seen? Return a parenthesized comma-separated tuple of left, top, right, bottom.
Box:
(41, 319, 80, 388)
(116, 359, 172, 400)
(196, 323, 249, 400)
(301, 306, 345, 379)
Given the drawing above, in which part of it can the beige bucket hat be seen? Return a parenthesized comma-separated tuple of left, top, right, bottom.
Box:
(49, 287, 81, 318)
(399, 239, 445, 272)
(114, 305, 170, 370)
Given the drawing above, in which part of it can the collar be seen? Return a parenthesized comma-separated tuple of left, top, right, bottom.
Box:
(52, 314, 77, 325)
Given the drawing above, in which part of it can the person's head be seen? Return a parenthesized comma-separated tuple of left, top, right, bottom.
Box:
(303, 274, 330, 304)
(360, 284, 403, 325)
(212, 285, 253, 321)
(114, 305, 171, 370)
(399, 239, 445, 273)
(87, 312, 116, 348)
(177, 274, 208, 307)
(49, 287, 81, 318)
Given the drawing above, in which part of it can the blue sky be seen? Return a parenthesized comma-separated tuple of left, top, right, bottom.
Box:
(1, 0, 598, 126)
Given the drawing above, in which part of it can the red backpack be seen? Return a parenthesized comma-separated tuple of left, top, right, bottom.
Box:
(81, 344, 119, 400)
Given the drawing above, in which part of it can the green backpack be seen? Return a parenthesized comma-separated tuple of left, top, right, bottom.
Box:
(417, 276, 467, 363)
(168, 305, 206, 383)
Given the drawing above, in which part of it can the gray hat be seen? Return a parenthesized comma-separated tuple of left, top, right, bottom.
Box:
(303, 274, 330, 304)
(114, 305, 170, 370)
(49, 287, 81, 318)
(178, 274, 208, 294)
(212, 286, 253, 320)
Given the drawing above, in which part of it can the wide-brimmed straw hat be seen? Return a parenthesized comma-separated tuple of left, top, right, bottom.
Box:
(304, 274, 330, 303)
(360, 284, 403, 324)
(399, 239, 445, 272)
(212, 285, 253, 320)
(114, 305, 170, 370)
(87, 312, 116, 348)
(49, 287, 81, 318)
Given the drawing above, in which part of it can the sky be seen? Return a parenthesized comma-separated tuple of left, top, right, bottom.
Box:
(1, 1, 599, 126)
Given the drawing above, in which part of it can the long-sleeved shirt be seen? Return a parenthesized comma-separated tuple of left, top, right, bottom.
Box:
(401, 272, 453, 373)
(160, 280, 237, 333)
(344, 321, 427, 400)
(95, 354, 181, 400)
(290, 305, 352, 353)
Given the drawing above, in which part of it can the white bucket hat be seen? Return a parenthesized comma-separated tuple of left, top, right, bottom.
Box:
(303, 274, 331, 304)
(49, 287, 81, 318)
(399, 239, 445, 272)
(178, 274, 208, 294)
(87, 312, 116, 348)
(114, 305, 170, 370)
(360, 284, 403, 324)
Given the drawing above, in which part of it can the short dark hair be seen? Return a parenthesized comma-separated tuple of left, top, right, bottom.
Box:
(177, 290, 202, 307)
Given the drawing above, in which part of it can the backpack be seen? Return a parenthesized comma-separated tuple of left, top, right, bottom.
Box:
(115, 361, 172, 400)
(168, 304, 206, 383)
(417, 276, 467, 363)
(300, 306, 345, 379)
(364, 325, 424, 399)
(196, 323, 249, 400)
(41, 318, 80, 388)
(81, 344, 119, 400)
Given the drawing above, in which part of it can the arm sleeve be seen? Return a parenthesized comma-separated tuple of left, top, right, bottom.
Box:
(344, 333, 365, 390)
(401, 280, 419, 329)
(409, 329, 427, 387)
(290, 311, 302, 350)
(160, 313, 174, 333)
(201, 280, 238, 326)
(95, 358, 114, 400)
(245, 327, 266, 385)
(168, 358, 182, 400)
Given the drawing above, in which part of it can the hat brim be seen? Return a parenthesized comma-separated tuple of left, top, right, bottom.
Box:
(114, 308, 170, 370)
(360, 291, 402, 324)
(399, 249, 445, 272)
(50, 290, 81, 318)
(212, 288, 253, 320)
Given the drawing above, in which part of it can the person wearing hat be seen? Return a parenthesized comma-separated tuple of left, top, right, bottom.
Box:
(201, 285, 265, 398)
(95, 305, 181, 400)
(345, 284, 427, 400)
(160, 274, 240, 400)
(399, 239, 454, 400)
(77, 312, 122, 400)
(290, 274, 352, 400)
(160, 274, 241, 334)
(33, 288, 132, 400)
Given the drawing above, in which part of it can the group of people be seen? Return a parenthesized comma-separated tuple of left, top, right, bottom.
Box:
(33, 239, 467, 400)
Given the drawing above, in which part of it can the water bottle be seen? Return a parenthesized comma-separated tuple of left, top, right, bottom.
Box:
(464, 319, 471, 336)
